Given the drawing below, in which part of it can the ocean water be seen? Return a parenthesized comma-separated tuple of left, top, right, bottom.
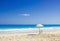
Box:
(0, 24, 60, 29)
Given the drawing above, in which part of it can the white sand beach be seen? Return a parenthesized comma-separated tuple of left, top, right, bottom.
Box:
(0, 28, 60, 35)
(0, 28, 60, 41)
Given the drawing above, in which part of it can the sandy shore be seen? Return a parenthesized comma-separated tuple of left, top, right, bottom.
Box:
(0, 34, 60, 41)
(0, 28, 60, 41)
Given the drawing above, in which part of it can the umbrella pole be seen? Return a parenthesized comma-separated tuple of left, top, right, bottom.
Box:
(39, 27, 40, 34)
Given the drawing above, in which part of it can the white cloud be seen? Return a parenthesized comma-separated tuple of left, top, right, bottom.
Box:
(19, 14, 31, 16)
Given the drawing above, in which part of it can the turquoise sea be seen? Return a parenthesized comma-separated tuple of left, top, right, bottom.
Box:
(0, 24, 60, 29)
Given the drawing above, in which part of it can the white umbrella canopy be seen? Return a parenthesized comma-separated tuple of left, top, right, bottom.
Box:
(36, 24, 43, 28)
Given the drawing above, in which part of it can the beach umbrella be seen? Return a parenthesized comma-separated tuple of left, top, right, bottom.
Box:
(36, 24, 43, 34)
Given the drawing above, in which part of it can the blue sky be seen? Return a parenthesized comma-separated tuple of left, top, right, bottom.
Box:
(0, 0, 60, 24)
